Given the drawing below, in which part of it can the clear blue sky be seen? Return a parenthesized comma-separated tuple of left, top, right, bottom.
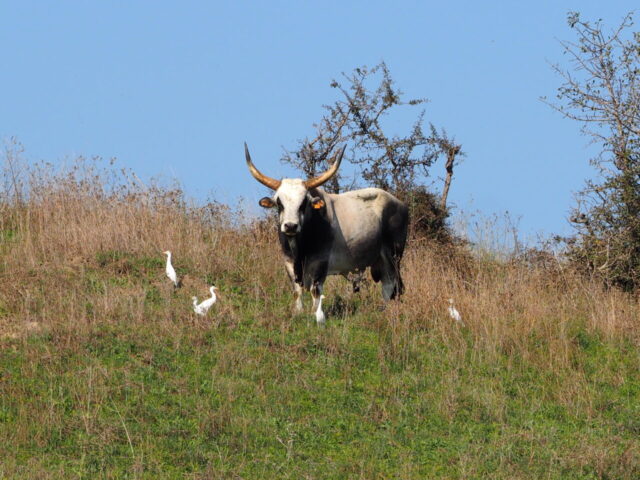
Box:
(1, 1, 636, 238)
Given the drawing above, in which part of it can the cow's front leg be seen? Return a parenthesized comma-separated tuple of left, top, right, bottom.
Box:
(293, 283, 303, 312)
(311, 281, 325, 324)
(284, 258, 303, 312)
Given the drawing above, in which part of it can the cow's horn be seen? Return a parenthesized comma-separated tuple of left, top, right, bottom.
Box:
(244, 143, 281, 190)
(304, 145, 346, 189)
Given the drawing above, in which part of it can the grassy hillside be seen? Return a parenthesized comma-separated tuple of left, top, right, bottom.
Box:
(1, 159, 639, 479)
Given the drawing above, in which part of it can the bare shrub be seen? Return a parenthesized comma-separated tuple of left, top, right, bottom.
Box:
(546, 12, 640, 290)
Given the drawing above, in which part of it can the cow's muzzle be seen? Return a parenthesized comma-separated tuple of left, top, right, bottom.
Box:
(283, 222, 299, 236)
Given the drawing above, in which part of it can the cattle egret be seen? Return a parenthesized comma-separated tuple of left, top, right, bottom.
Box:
(315, 294, 326, 324)
(162, 250, 179, 288)
(245, 142, 408, 322)
(448, 298, 464, 326)
(192, 286, 218, 316)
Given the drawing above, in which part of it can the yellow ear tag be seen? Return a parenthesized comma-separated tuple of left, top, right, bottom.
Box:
(312, 199, 325, 209)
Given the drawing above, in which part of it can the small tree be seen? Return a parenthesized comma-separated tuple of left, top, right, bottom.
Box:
(282, 62, 464, 238)
(546, 12, 640, 289)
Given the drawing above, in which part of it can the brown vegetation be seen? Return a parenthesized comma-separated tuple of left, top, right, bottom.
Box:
(1, 156, 638, 363)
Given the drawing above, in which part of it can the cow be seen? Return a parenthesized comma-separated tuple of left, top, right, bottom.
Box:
(245, 143, 408, 323)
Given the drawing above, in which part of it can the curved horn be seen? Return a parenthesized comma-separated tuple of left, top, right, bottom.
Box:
(304, 145, 346, 189)
(244, 142, 281, 190)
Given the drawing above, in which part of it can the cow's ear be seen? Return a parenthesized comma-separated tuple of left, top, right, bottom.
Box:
(259, 197, 276, 208)
(311, 197, 325, 210)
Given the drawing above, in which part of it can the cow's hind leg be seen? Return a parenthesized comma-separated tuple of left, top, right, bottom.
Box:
(380, 250, 404, 301)
(391, 252, 405, 298)
(284, 258, 303, 312)
(378, 198, 407, 300)
(382, 275, 396, 301)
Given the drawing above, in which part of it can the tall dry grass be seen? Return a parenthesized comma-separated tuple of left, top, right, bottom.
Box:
(0, 155, 286, 337)
(408, 241, 636, 344)
(1, 152, 638, 364)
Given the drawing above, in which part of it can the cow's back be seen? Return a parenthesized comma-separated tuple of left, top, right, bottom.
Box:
(324, 188, 407, 273)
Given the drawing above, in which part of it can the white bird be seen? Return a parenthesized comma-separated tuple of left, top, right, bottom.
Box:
(192, 286, 218, 316)
(163, 250, 179, 288)
(448, 298, 464, 326)
(315, 294, 326, 324)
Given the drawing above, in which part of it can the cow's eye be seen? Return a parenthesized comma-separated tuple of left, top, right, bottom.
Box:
(299, 198, 308, 212)
(276, 198, 283, 212)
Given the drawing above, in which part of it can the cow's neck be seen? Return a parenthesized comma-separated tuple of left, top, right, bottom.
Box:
(284, 207, 316, 256)
(287, 235, 299, 257)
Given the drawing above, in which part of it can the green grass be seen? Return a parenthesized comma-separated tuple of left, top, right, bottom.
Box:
(1, 283, 638, 479)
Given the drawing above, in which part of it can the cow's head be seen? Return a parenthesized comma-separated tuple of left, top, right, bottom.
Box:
(245, 143, 345, 236)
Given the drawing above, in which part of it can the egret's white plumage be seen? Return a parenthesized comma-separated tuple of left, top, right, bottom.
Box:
(192, 296, 200, 314)
(163, 250, 179, 287)
(315, 295, 326, 324)
(193, 286, 218, 316)
(448, 298, 464, 326)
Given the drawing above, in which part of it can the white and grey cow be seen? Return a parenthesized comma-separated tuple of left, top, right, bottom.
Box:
(245, 143, 408, 322)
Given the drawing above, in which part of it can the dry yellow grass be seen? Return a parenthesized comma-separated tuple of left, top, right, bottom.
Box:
(1, 156, 638, 360)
